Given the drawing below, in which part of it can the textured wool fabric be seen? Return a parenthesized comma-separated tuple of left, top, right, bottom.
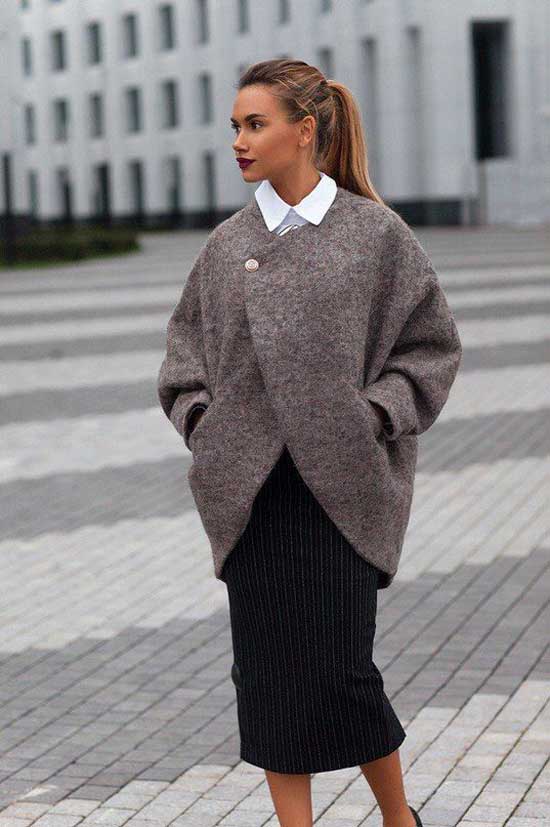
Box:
(223, 444, 406, 774)
(157, 185, 463, 588)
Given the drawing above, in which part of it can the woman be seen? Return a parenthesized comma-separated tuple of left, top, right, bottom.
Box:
(158, 58, 462, 827)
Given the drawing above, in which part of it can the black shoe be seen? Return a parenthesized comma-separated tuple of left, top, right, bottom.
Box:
(409, 805, 423, 826)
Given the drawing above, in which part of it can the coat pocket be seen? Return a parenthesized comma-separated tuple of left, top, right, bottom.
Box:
(348, 382, 386, 441)
(189, 397, 216, 448)
(365, 399, 386, 440)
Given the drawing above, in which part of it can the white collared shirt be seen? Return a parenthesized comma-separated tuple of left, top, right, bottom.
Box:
(254, 171, 338, 235)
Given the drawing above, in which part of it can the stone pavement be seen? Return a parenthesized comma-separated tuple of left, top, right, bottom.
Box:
(0, 223, 549, 827)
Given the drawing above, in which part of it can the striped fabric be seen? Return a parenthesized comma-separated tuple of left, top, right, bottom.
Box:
(222, 445, 407, 774)
(276, 222, 302, 236)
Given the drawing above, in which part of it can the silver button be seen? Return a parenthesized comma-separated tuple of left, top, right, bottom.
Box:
(245, 258, 259, 272)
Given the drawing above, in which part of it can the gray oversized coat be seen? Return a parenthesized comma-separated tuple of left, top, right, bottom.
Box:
(157, 185, 463, 588)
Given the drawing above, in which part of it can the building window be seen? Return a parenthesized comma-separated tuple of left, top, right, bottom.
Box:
(91, 163, 111, 220)
(471, 20, 511, 159)
(122, 12, 139, 58)
(21, 1, 31, 10)
(128, 159, 145, 215)
(165, 156, 181, 213)
(161, 79, 179, 128)
(199, 72, 212, 123)
(53, 97, 69, 141)
(86, 21, 102, 65)
(22, 37, 33, 76)
(56, 166, 73, 220)
(203, 150, 215, 209)
(28, 170, 39, 217)
(125, 86, 143, 133)
(237, 0, 249, 33)
(50, 29, 67, 71)
(362, 37, 380, 177)
(318, 46, 333, 78)
(24, 104, 36, 145)
(159, 4, 176, 50)
(197, 0, 209, 43)
(320, 0, 332, 11)
(89, 92, 104, 138)
(278, 0, 290, 22)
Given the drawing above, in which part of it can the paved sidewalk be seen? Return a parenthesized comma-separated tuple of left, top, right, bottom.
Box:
(0, 224, 549, 826)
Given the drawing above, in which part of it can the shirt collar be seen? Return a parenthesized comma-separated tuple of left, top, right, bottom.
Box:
(254, 171, 338, 232)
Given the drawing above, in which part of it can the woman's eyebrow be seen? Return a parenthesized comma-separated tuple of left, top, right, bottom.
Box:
(230, 113, 268, 123)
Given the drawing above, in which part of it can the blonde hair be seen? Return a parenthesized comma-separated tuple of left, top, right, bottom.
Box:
(236, 58, 385, 205)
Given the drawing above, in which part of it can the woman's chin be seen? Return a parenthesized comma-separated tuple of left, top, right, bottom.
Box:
(240, 165, 262, 180)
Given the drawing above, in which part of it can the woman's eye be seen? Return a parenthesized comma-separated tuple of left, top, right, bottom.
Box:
(231, 122, 261, 131)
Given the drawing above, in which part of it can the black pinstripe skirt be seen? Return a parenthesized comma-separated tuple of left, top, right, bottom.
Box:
(221, 444, 406, 774)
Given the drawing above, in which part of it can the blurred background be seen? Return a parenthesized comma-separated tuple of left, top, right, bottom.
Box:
(0, 2, 549, 824)
(1, 0, 550, 257)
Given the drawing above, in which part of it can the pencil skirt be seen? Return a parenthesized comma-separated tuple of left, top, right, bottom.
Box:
(220, 444, 406, 774)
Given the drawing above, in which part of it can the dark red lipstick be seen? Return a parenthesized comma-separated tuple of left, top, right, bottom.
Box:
(237, 159, 255, 169)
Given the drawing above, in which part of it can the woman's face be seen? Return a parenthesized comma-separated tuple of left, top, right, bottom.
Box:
(230, 84, 315, 184)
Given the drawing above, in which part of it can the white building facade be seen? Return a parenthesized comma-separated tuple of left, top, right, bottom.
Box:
(1, 0, 549, 227)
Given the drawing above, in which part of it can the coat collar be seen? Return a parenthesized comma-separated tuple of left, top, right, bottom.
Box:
(254, 171, 338, 231)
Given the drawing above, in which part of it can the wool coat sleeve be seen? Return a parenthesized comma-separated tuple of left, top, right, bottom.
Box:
(362, 214, 462, 441)
(157, 244, 212, 451)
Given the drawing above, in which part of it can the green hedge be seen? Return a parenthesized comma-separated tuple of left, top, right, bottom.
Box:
(3, 225, 140, 265)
